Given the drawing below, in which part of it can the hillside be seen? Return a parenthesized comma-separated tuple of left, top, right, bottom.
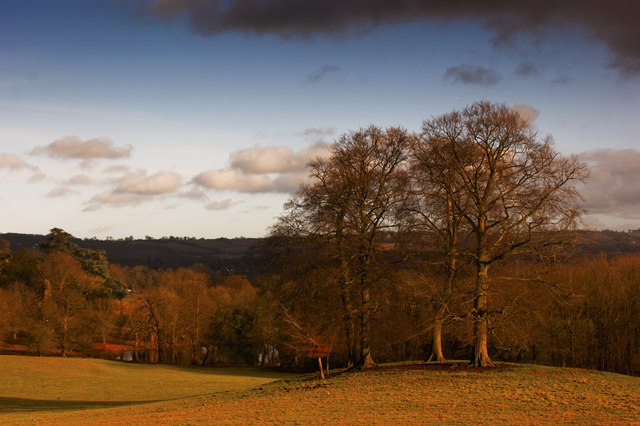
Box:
(0, 233, 262, 273)
(1, 229, 639, 273)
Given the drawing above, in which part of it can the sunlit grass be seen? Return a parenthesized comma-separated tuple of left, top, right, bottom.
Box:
(1, 356, 639, 424)
(0, 354, 295, 422)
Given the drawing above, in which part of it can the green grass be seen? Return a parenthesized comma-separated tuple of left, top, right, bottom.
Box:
(1, 356, 639, 424)
(0, 355, 295, 421)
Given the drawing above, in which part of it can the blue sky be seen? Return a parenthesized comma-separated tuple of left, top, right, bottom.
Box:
(1, 0, 639, 238)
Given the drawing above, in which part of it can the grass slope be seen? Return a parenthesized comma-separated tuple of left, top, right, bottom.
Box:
(0, 355, 294, 422)
(1, 357, 639, 424)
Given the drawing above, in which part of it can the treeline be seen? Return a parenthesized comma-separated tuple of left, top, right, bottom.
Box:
(261, 245, 640, 375)
(0, 232, 276, 365)
(1, 232, 638, 375)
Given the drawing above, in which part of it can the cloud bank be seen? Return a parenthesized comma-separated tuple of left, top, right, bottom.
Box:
(146, 0, 640, 75)
(86, 170, 181, 209)
(194, 141, 330, 193)
(32, 136, 132, 159)
(579, 149, 640, 220)
(193, 168, 276, 192)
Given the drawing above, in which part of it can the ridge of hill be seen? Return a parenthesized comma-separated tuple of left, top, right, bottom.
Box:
(1, 229, 639, 272)
(0, 233, 262, 273)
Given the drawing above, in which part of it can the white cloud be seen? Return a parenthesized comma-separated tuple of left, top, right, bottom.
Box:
(273, 171, 312, 193)
(177, 186, 208, 200)
(68, 174, 93, 185)
(512, 104, 540, 124)
(205, 199, 236, 211)
(296, 142, 331, 166)
(86, 191, 150, 209)
(116, 171, 181, 195)
(230, 145, 297, 174)
(85, 170, 182, 210)
(103, 165, 131, 174)
(31, 136, 132, 159)
(28, 171, 47, 182)
(0, 152, 38, 171)
(195, 142, 330, 194)
(193, 168, 275, 192)
(229, 141, 330, 174)
(47, 187, 77, 198)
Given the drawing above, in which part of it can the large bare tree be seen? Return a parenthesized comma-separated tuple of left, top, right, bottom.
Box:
(273, 125, 411, 368)
(407, 133, 468, 362)
(420, 101, 588, 367)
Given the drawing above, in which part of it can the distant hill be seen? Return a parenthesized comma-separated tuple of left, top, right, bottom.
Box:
(0, 233, 263, 274)
(1, 229, 639, 273)
(573, 229, 640, 256)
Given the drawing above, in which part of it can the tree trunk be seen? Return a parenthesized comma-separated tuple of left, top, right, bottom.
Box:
(338, 234, 357, 368)
(428, 217, 456, 362)
(61, 311, 69, 358)
(340, 281, 357, 367)
(427, 315, 446, 362)
(471, 263, 493, 367)
(359, 286, 375, 369)
(318, 357, 325, 380)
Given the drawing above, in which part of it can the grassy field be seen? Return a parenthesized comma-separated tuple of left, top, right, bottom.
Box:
(1, 356, 639, 424)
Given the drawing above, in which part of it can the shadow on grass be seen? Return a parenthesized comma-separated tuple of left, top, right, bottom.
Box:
(0, 396, 155, 413)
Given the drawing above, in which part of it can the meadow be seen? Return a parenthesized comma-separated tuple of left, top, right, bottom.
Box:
(1, 356, 639, 424)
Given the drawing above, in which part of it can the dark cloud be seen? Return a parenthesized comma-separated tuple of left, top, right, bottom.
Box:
(515, 61, 539, 77)
(146, 0, 640, 76)
(307, 65, 341, 83)
(551, 76, 571, 85)
(444, 64, 500, 86)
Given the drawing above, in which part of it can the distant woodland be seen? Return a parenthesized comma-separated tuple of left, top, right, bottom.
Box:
(1, 102, 639, 376)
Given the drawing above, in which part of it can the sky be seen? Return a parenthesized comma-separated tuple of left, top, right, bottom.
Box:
(1, 0, 639, 239)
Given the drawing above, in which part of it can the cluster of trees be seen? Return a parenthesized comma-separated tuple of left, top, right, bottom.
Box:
(1, 101, 638, 376)
(0, 228, 125, 356)
(2, 231, 638, 375)
(269, 101, 587, 368)
(118, 267, 279, 365)
(0, 232, 278, 364)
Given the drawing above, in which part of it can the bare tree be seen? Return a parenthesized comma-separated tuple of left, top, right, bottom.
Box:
(420, 101, 588, 367)
(273, 125, 412, 368)
(407, 132, 469, 361)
